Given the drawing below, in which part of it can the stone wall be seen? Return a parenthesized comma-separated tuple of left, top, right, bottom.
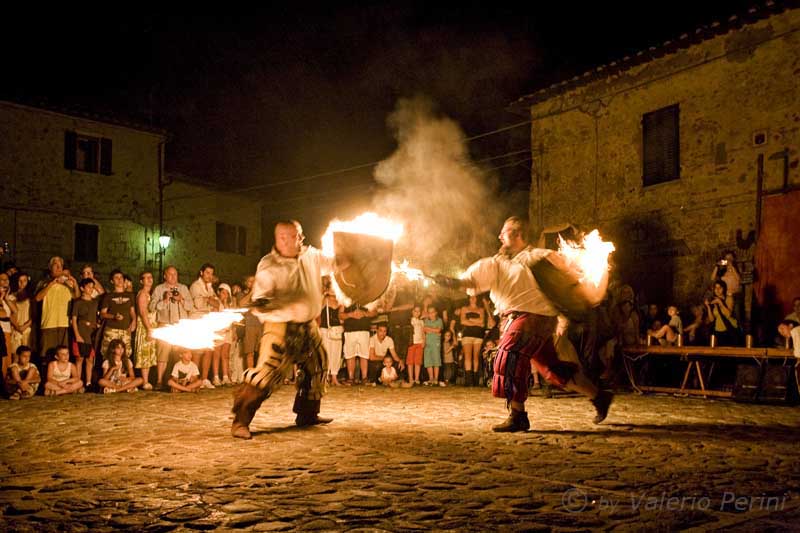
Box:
(527, 9, 800, 305)
(162, 179, 263, 286)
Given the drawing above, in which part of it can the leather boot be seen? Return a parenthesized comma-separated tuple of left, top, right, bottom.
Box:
(492, 409, 530, 432)
(592, 390, 614, 424)
(466, 370, 474, 387)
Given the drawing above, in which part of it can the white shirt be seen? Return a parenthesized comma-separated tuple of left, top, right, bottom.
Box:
(790, 327, 800, 359)
(251, 246, 334, 323)
(381, 366, 398, 382)
(462, 248, 559, 317)
(411, 317, 425, 344)
(190, 278, 216, 318)
(172, 360, 200, 381)
(369, 334, 395, 357)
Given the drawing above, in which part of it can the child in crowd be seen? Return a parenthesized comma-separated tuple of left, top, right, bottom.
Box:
(423, 306, 443, 386)
(442, 330, 456, 386)
(480, 339, 497, 387)
(168, 349, 203, 393)
(405, 305, 425, 386)
(98, 339, 143, 393)
(648, 305, 683, 345)
(6, 345, 40, 399)
(379, 354, 399, 387)
(45, 345, 84, 396)
(71, 278, 99, 388)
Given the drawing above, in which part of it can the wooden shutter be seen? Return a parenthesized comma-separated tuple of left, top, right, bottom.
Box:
(64, 131, 77, 170)
(100, 138, 113, 175)
(642, 104, 680, 186)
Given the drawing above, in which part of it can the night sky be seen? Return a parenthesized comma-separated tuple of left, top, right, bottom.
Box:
(5, 2, 758, 197)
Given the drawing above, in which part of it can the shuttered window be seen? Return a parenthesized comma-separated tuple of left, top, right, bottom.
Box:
(642, 104, 679, 187)
(216, 222, 247, 255)
(64, 131, 113, 175)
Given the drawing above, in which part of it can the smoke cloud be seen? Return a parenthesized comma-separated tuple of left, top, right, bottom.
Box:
(372, 97, 506, 275)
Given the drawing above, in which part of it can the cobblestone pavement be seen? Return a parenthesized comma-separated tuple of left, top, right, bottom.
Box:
(1, 385, 799, 532)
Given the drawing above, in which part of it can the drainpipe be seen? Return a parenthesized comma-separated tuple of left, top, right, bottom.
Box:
(755, 153, 764, 241)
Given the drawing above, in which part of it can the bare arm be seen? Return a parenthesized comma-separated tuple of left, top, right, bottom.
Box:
(71, 315, 84, 344)
(137, 292, 153, 331)
(35, 279, 56, 302)
(128, 304, 137, 332)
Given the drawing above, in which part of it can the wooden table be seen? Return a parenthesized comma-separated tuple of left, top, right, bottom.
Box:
(621, 345, 795, 398)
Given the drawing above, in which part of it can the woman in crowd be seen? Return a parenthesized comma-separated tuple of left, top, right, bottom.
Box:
(683, 304, 709, 346)
(320, 288, 343, 386)
(212, 283, 234, 386)
(9, 272, 33, 356)
(458, 294, 486, 386)
(0, 272, 16, 373)
(134, 271, 157, 390)
(705, 280, 740, 346)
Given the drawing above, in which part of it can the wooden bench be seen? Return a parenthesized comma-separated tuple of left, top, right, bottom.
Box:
(621, 345, 795, 398)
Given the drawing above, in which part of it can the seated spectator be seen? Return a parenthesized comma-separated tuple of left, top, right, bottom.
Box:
(5, 345, 40, 400)
(648, 305, 682, 345)
(45, 345, 84, 396)
(168, 349, 203, 393)
(683, 304, 709, 346)
(785, 297, 800, 323)
(705, 280, 741, 346)
(711, 251, 742, 322)
(777, 320, 800, 357)
(98, 339, 143, 394)
(642, 303, 664, 335)
(368, 324, 403, 386)
(379, 354, 400, 387)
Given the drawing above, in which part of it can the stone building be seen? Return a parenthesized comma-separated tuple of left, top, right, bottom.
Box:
(512, 4, 800, 321)
(0, 100, 262, 288)
(0, 100, 166, 279)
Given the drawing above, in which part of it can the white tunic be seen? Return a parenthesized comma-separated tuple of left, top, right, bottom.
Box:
(461, 248, 559, 317)
(251, 246, 334, 323)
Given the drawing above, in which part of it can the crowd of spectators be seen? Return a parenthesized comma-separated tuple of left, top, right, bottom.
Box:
(2, 248, 797, 400)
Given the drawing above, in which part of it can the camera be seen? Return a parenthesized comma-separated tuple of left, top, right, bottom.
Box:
(717, 259, 728, 267)
(170, 287, 179, 301)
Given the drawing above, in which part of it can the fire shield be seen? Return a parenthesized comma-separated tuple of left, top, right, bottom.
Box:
(332, 232, 394, 305)
(530, 253, 609, 321)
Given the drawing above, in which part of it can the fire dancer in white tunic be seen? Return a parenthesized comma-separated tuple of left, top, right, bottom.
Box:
(232, 220, 335, 439)
(435, 217, 613, 433)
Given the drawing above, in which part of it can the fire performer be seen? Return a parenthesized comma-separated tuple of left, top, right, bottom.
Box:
(231, 220, 335, 439)
(434, 216, 613, 432)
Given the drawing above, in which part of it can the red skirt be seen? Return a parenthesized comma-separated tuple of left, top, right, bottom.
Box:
(492, 313, 578, 403)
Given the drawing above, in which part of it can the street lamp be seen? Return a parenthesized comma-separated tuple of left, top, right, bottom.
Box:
(158, 233, 171, 275)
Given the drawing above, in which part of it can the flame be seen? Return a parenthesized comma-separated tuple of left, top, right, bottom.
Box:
(557, 230, 615, 287)
(151, 309, 246, 350)
(392, 259, 426, 281)
(321, 212, 403, 257)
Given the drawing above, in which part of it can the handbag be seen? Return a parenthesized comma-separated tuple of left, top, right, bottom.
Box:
(326, 305, 343, 340)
